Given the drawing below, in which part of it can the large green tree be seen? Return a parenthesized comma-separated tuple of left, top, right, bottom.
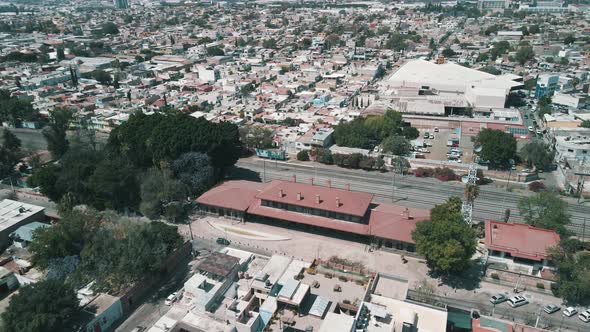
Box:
(171, 152, 215, 197)
(475, 129, 516, 168)
(2, 279, 80, 332)
(139, 168, 188, 221)
(42, 107, 73, 159)
(239, 125, 274, 150)
(412, 201, 477, 274)
(0, 90, 39, 126)
(518, 191, 571, 236)
(29, 209, 102, 269)
(430, 196, 463, 223)
(382, 135, 410, 155)
(549, 244, 590, 305)
(520, 141, 555, 171)
(0, 129, 23, 180)
(107, 112, 240, 172)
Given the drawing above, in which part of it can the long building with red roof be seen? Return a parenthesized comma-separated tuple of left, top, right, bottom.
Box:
(196, 179, 431, 251)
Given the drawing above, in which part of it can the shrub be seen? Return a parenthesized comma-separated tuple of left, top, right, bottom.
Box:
(528, 181, 546, 192)
(491, 273, 500, 280)
(536, 282, 545, 289)
(342, 299, 351, 304)
(297, 150, 310, 161)
(338, 275, 348, 282)
(434, 167, 456, 181)
(414, 167, 433, 177)
(324, 273, 333, 279)
(306, 267, 316, 275)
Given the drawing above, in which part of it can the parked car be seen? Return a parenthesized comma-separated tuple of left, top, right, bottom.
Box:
(508, 295, 528, 308)
(424, 132, 430, 139)
(543, 304, 561, 314)
(563, 307, 578, 317)
(528, 126, 534, 132)
(489, 294, 508, 305)
(165, 292, 178, 306)
(434, 127, 439, 132)
(579, 310, 590, 323)
(216, 237, 230, 245)
(131, 327, 146, 332)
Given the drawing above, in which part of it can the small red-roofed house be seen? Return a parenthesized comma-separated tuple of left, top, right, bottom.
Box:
(485, 220, 560, 275)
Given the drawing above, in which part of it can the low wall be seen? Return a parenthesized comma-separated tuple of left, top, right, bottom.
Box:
(485, 267, 554, 294)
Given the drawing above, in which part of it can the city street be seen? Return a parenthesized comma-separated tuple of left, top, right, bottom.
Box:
(231, 158, 590, 239)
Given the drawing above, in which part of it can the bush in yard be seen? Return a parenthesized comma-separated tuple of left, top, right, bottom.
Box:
(297, 150, 310, 161)
(338, 275, 348, 282)
(528, 181, 546, 192)
(434, 167, 456, 181)
(414, 167, 433, 177)
(491, 273, 500, 280)
(536, 282, 545, 289)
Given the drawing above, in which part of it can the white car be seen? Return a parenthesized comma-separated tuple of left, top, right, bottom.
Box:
(579, 310, 590, 323)
(507, 295, 528, 308)
(563, 307, 578, 317)
(528, 126, 534, 132)
(165, 292, 178, 305)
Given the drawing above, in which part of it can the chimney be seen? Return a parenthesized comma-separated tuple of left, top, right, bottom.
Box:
(292, 175, 296, 183)
(346, 183, 351, 191)
(315, 194, 321, 204)
(297, 192, 302, 201)
(326, 179, 331, 188)
(279, 189, 284, 198)
(336, 197, 341, 207)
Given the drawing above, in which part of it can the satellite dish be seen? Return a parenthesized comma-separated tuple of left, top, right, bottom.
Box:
(474, 144, 483, 153)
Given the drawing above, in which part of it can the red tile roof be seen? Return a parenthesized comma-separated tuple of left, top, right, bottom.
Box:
(196, 180, 268, 212)
(196, 180, 430, 244)
(369, 204, 430, 243)
(484, 221, 560, 261)
(256, 180, 373, 217)
(248, 200, 370, 235)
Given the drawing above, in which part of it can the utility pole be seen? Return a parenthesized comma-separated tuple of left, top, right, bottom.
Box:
(263, 159, 266, 183)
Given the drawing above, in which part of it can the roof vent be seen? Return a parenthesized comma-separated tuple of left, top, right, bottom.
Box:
(279, 189, 284, 198)
(336, 197, 341, 207)
(315, 194, 321, 204)
(297, 192, 302, 201)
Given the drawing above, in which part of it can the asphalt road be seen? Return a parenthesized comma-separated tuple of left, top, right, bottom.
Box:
(232, 159, 590, 238)
(410, 290, 590, 331)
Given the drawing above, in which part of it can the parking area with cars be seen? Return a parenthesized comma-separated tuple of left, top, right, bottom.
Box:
(488, 292, 590, 326)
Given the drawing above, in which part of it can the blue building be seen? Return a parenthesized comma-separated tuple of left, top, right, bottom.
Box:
(535, 74, 559, 99)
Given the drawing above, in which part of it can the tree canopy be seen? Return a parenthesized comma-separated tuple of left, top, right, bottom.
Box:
(382, 135, 411, 156)
(333, 110, 417, 149)
(412, 197, 477, 275)
(549, 244, 590, 305)
(239, 125, 275, 150)
(0, 129, 23, 180)
(520, 141, 555, 171)
(474, 129, 516, 168)
(1, 279, 80, 332)
(107, 112, 240, 172)
(42, 107, 73, 159)
(518, 191, 571, 236)
(29, 209, 184, 292)
(0, 89, 39, 126)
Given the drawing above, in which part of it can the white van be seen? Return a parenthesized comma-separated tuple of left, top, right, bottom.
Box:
(508, 295, 528, 308)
